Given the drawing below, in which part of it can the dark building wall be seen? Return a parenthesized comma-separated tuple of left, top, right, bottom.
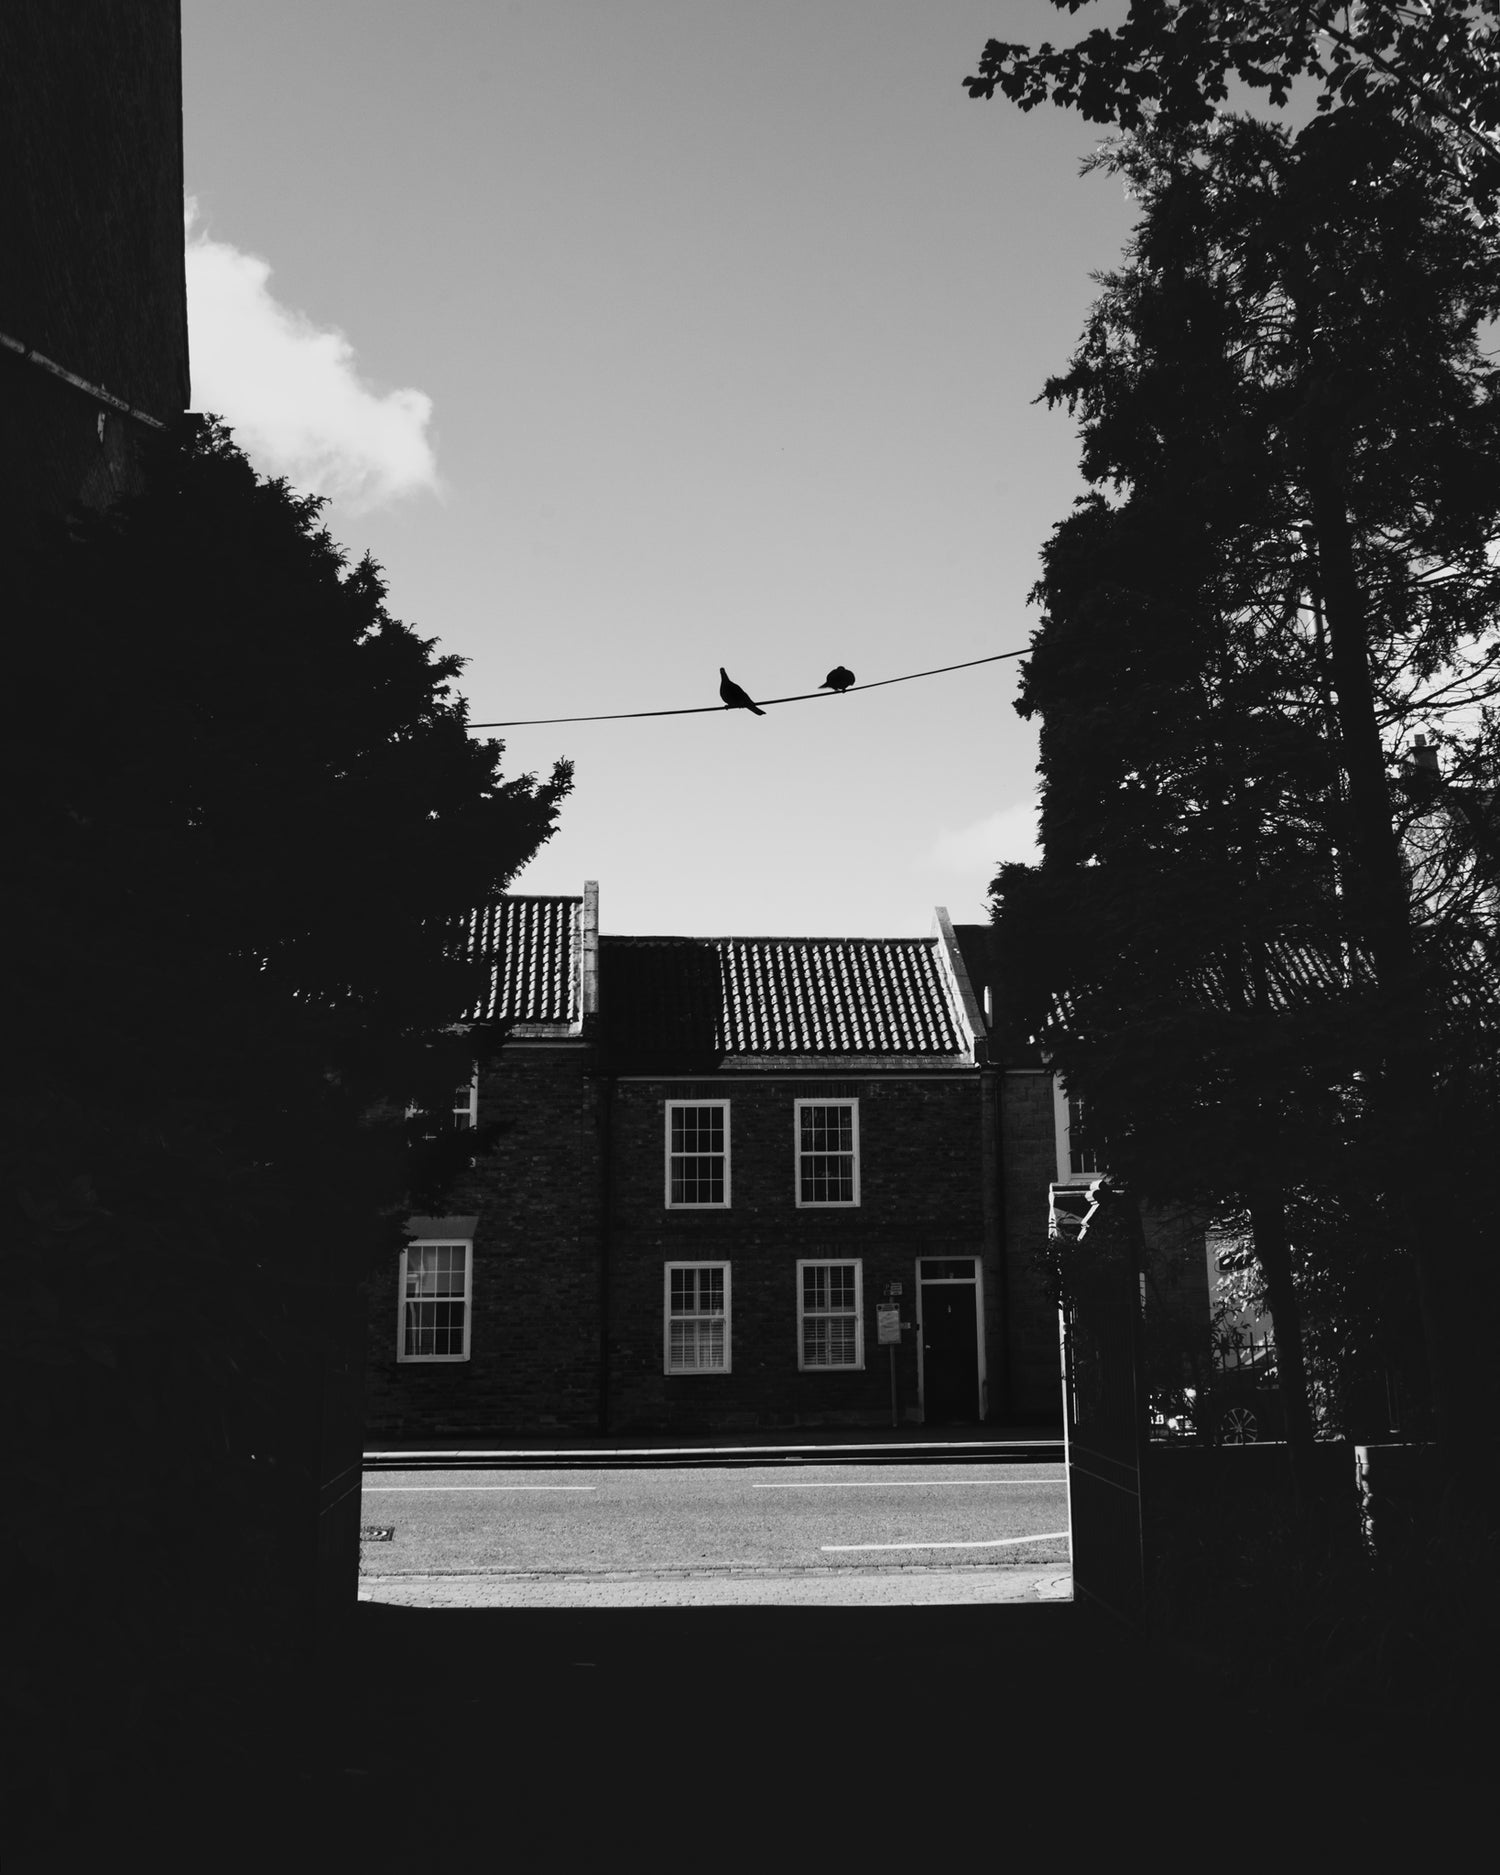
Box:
(364, 1059, 1028, 1438)
(0, 0, 190, 511)
(364, 1047, 1076, 1440)
(604, 1073, 993, 1432)
(363, 1043, 607, 1439)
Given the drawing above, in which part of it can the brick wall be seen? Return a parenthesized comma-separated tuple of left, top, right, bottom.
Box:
(604, 1074, 992, 1432)
(363, 1043, 606, 1439)
(365, 1052, 1074, 1440)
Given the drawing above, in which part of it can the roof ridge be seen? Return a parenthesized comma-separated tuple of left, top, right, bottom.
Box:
(599, 933, 939, 945)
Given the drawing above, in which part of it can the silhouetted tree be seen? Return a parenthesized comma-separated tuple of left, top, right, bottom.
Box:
(992, 110, 1500, 1472)
(964, 0, 1500, 211)
(1, 416, 571, 1816)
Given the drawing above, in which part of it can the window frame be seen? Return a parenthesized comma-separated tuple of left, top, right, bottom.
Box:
(397, 1237, 473, 1363)
(1053, 1078, 1103, 1183)
(663, 1261, 732, 1375)
(405, 1061, 478, 1137)
(664, 1099, 731, 1210)
(796, 1258, 865, 1371)
(452, 1066, 479, 1131)
(793, 1098, 861, 1208)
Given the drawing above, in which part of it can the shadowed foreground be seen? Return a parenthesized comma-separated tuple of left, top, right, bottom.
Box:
(28, 1597, 1486, 1866)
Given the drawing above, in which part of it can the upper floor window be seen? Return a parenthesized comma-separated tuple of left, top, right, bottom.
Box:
(1054, 1080, 1103, 1182)
(406, 1063, 477, 1136)
(666, 1101, 730, 1208)
(452, 1068, 479, 1130)
(1067, 1095, 1102, 1176)
(398, 1239, 472, 1362)
(794, 1100, 859, 1206)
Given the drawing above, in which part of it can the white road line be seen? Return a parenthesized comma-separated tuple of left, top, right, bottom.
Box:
(821, 1531, 1071, 1553)
(753, 1479, 1065, 1490)
(362, 1485, 598, 1492)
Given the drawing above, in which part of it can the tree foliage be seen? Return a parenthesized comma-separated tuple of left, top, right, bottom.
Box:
(990, 106, 1500, 1462)
(2, 416, 571, 1818)
(965, 1, 1500, 207)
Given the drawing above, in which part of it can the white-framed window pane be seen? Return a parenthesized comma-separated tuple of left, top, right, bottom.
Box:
(671, 1157, 724, 1205)
(803, 1315, 858, 1367)
(801, 1106, 853, 1155)
(665, 1263, 730, 1372)
(796, 1101, 858, 1206)
(404, 1299, 466, 1357)
(667, 1103, 729, 1207)
(801, 1157, 853, 1204)
(798, 1259, 862, 1369)
(672, 1107, 723, 1155)
(669, 1317, 726, 1369)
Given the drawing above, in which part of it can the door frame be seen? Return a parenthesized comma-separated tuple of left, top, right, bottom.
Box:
(914, 1255, 986, 1424)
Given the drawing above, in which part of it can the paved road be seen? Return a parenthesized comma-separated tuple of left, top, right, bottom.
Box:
(359, 1460, 1071, 1604)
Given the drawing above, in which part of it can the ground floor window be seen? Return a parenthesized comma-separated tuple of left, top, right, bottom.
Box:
(798, 1259, 863, 1369)
(665, 1262, 731, 1373)
(399, 1239, 472, 1361)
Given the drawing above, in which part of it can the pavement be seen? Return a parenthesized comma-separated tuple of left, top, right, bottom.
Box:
(363, 1423, 1066, 1469)
(362, 1563, 1074, 1607)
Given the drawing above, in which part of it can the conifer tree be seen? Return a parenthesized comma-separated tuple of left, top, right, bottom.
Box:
(2, 416, 572, 1804)
(994, 110, 1500, 1469)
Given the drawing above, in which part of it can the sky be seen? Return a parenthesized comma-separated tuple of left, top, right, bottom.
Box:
(181, 1, 1139, 936)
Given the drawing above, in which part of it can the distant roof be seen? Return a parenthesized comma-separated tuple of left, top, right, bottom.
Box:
(455, 899, 978, 1062)
(461, 896, 579, 1025)
(600, 936, 968, 1063)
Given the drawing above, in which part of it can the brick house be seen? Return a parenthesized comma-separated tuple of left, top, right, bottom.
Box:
(365, 885, 1071, 1440)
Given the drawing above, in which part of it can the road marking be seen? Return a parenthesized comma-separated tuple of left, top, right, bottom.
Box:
(821, 1531, 1070, 1553)
(753, 1478, 1065, 1489)
(362, 1485, 598, 1492)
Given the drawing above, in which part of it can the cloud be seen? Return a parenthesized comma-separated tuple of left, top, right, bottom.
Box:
(184, 199, 438, 511)
(928, 800, 1040, 876)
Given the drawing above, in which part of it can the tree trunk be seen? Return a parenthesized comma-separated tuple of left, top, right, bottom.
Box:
(1304, 466, 1414, 985)
(1305, 454, 1485, 1473)
(1248, 1185, 1318, 1496)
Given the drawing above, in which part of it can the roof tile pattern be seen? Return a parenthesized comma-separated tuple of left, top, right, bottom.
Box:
(602, 937, 965, 1059)
(463, 897, 578, 1024)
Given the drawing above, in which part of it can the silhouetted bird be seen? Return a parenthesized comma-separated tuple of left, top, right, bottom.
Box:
(720, 667, 765, 715)
(820, 666, 856, 693)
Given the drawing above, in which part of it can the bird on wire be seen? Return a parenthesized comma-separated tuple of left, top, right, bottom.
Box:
(820, 665, 856, 693)
(719, 667, 765, 716)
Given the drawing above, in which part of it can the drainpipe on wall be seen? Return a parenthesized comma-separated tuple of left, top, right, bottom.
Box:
(579, 883, 611, 1434)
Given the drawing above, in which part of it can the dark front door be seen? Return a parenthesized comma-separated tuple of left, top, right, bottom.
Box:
(921, 1275, 979, 1423)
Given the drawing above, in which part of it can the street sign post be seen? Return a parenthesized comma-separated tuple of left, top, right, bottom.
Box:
(878, 1284, 905, 1426)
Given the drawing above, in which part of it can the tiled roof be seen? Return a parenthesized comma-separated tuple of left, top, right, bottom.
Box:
(1181, 939, 1376, 1014)
(1044, 937, 1376, 1033)
(461, 897, 578, 1024)
(1045, 930, 1499, 1034)
(601, 937, 967, 1060)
